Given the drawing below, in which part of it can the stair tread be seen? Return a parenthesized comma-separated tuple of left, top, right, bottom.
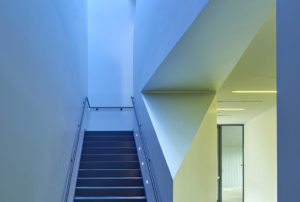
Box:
(77, 177, 142, 179)
(80, 161, 139, 162)
(82, 147, 136, 149)
(79, 169, 140, 171)
(76, 187, 144, 189)
(84, 141, 135, 143)
(81, 154, 137, 156)
(74, 131, 145, 201)
(74, 196, 146, 199)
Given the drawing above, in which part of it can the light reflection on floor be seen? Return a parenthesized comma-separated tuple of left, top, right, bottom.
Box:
(222, 186, 243, 202)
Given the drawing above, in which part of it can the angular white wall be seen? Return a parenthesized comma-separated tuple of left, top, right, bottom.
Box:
(245, 107, 277, 202)
(174, 100, 217, 202)
(143, 93, 215, 178)
(0, 1, 87, 201)
(133, 1, 210, 201)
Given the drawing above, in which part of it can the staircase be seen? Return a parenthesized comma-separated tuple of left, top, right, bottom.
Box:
(74, 131, 147, 202)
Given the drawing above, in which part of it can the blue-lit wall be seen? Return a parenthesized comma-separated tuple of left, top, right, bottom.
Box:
(86, 0, 135, 131)
(0, 1, 87, 201)
(133, 1, 209, 201)
(87, 0, 135, 107)
(277, 0, 300, 201)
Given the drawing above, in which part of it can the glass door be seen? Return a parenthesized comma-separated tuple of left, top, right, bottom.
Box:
(218, 125, 244, 202)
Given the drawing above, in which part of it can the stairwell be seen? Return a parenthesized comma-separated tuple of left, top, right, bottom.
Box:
(74, 131, 147, 202)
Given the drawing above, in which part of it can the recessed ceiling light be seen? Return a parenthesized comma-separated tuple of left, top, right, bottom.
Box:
(217, 108, 245, 111)
(252, 76, 275, 80)
(232, 90, 277, 94)
(217, 100, 263, 103)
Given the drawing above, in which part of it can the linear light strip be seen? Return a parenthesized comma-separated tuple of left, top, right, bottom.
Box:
(217, 108, 245, 111)
(232, 90, 277, 94)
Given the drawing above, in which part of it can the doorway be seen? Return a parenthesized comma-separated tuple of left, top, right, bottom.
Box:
(218, 125, 244, 202)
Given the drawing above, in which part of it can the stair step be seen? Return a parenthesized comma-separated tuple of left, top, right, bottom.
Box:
(77, 177, 144, 187)
(84, 136, 134, 141)
(83, 141, 135, 148)
(74, 196, 147, 202)
(85, 131, 133, 136)
(75, 131, 145, 201)
(82, 147, 137, 154)
(75, 187, 145, 197)
(78, 169, 141, 178)
(81, 154, 138, 162)
(80, 161, 140, 169)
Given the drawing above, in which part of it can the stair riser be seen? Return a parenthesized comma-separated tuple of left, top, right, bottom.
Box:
(75, 131, 146, 200)
(77, 179, 144, 187)
(78, 170, 141, 178)
(85, 131, 133, 136)
(82, 148, 137, 154)
(81, 155, 138, 162)
(84, 136, 134, 141)
(74, 198, 146, 202)
(75, 188, 145, 197)
(80, 162, 140, 169)
(83, 142, 136, 147)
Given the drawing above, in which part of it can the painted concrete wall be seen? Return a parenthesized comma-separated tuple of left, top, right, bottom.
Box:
(143, 93, 214, 178)
(174, 100, 217, 202)
(244, 107, 277, 202)
(86, 109, 135, 131)
(134, 0, 209, 89)
(88, 0, 135, 107)
(133, 1, 209, 201)
(144, 0, 276, 91)
(0, 1, 87, 202)
(277, 1, 300, 201)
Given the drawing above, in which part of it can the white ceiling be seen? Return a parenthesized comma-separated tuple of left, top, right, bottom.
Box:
(217, 8, 276, 124)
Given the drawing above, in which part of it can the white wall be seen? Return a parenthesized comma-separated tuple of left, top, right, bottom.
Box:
(86, 109, 135, 131)
(174, 100, 217, 202)
(0, 1, 87, 202)
(244, 107, 277, 202)
(88, 0, 135, 107)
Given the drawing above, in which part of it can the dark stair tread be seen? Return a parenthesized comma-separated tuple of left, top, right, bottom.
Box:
(74, 131, 145, 202)
(80, 154, 138, 162)
(83, 141, 136, 148)
(80, 161, 140, 169)
(84, 136, 134, 141)
(78, 169, 141, 177)
(76, 187, 144, 189)
(74, 196, 147, 202)
(82, 147, 137, 154)
(76, 178, 144, 187)
(75, 187, 145, 197)
(77, 177, 143, 179)
(85, 131, 134, 136)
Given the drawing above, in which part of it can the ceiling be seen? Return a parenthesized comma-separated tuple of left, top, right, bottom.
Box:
(217, 8, 276, 124)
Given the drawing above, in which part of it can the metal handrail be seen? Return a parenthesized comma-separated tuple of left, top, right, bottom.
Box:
(63, 96, 89, 202)
(131, 96, 161, 202)
(86, 97, 133, 109)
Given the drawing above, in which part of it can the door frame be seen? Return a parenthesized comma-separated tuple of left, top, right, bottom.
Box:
(217, 124, 245, 202)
